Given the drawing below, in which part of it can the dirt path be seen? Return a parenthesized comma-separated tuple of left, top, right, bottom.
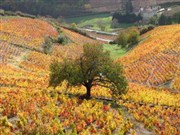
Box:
(80, 28, 117, 43)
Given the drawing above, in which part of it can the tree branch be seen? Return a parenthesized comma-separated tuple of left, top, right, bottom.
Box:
(93, 77, 112, 84)
(93, 83, 111, 89)
(79, 55, 86, 80)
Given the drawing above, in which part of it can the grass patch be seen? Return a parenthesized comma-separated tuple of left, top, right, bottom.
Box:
(103, 44, 127, 60)
(65, 13, 135, 31)
(66, 13, 113, 31)
(0, 16, 21, 20)
(113, 23, 134, 29)
(65, 13, 111, 24)
(78, 16, 112, 30)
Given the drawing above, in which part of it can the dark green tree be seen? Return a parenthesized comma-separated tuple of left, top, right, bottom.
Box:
(127, 28, 140, 47)
(172, 12, 180, 23)
(125, 0, 133, 13)
(116, 32, 128, 48)
(149, 15, 158, 25)
(43, 36, 54, 54)
(49, 44, 128, 99)
(116, 28, 139, 48)
(166, 16, 172, 25)
(159, 14, 167, 25)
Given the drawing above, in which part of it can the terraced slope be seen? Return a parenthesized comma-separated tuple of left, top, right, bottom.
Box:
(0, 17, 179, 135)
(0, 17, 58, 50)
(117, 25, 180, 90)
(0, 16, 133, 135)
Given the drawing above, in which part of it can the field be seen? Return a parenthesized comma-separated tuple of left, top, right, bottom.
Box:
(103, 44, 127, 60)
(65, 13, 133, 31)
(65, 13, 111, 24)
(0, 16, 179, 135)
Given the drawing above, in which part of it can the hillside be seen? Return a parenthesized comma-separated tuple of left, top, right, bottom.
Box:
(0, 0, 180, 17)
(117, 25, 180, 90)
(0, 17, 58, 50)
(0, 16, 179, 134)
(88, 0, 123, 12)
(0, 16, 131, 134)
(88, 0, 180, 12)
(0, 0, 86, 17)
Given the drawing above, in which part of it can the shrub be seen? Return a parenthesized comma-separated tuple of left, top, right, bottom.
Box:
(116, 32, 128, 48)
(139, 25, 155, 35)
(15, 11, 36, 18)
(71, 23, 77, 30)
(57, 33, 69, 45)
(42, 36, 54, 54)
(127, 28, 139, 46)
(149, 15, 159, 25)
(109, 41, 116, 44)
(116, 28, 140, 48)
(4, 11, 16, 16)
(139, 27, 148, 35)
(0, 9, 5, 16)
(147, 25, 155, 31)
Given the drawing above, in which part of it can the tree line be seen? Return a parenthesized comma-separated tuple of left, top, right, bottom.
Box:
(0, 0, 87, 17)
(112, 12, 142, 24)
(158, 13, 180, 25)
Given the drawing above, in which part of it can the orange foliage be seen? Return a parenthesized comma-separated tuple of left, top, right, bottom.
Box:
(117, 25, 180, 89)
(0, 17, 58, 49)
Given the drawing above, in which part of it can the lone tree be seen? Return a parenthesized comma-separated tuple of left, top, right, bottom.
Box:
(49, 44, 128, 99)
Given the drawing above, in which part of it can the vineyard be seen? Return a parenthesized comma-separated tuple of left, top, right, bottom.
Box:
(0, 16, 179, 135)
(0, 41, 26, 63)
(0, 17, 58, 50)
(117, 25, 180, 90)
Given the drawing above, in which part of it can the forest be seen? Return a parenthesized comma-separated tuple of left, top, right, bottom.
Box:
(0, 0, 88, 17)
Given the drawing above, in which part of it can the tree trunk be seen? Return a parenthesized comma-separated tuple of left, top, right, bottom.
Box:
(86, 85, 91, 99)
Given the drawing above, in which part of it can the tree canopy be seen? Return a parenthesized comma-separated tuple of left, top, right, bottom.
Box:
(0, 0, 86, 17)
(116, 28, 140, 48)
(49, 44, 128, 99)
(112, 12, 142, 24)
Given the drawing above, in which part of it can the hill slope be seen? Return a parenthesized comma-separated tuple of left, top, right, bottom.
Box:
(0, 16, 132, 134)
(1, 0, 180, 17)
(117, 25, 180, 90)
(0, 17, 58, 50)
(0, 16, 179, 134)
(0, 16, 100, 89)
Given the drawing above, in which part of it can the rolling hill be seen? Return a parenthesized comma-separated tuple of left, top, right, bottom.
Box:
(0, 16, 133, 134)
(0, 15, 179, 134)
(1, 0, 179, 17)
(117, 25, 180, 90)
(0, 17, 58, 51)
